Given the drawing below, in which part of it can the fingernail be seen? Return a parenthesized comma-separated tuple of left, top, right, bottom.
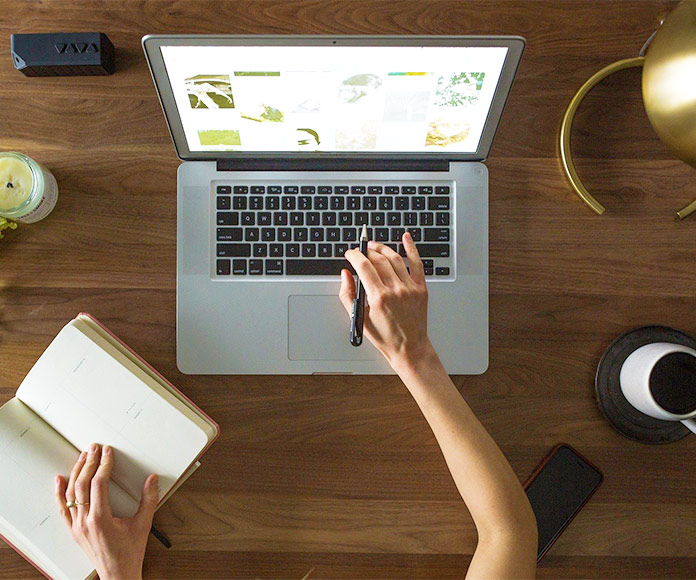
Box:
(90, 443, 99, 453)
(55, 475, 61, 486)
(80, 451, 87, 460)
(103, 445, 111, 456)
(405, 232, 412, 241)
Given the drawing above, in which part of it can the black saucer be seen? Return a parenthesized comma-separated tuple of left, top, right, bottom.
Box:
(595, 326, 696, 444)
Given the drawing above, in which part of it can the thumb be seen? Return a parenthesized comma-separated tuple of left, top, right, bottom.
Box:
(134, 474, 159, 527)
(338, 269, 356, 315)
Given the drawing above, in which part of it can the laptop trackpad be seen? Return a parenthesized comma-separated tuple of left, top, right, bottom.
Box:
(288, 295, 378, 361)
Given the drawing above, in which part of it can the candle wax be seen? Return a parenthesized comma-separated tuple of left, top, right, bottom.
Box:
(0, 157, 33, 211)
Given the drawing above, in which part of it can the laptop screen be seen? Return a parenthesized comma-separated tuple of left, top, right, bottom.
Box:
(158, 44, 510, 155)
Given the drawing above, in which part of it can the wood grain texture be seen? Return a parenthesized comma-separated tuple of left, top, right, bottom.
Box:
(1, 1, 695, 578)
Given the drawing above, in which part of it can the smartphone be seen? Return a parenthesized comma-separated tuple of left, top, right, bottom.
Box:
(524, 444, 603, 561)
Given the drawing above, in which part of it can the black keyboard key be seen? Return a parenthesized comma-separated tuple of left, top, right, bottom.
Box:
(347, 196, 360, 210)
(251, 185, 265, 194)
(402, 185, 416, 195)
(232, 259, 247, 275)
(371, 212, 385, 226)
(418, 186, 433, 195)
(282, 196, 296, 210)
(422, 260, 434, 269)
(253, 244, 267, 257)
(407, 228, 422, 242)
(265, 259, 284, 275)
(428, 196, 450, 210)
(290, 212, 304, 226)
(342, 228, 357, 242)
(334, 243, 348, 257)
(404, 212, 417, 226)
(294, 228, 308, 242)
(327, 228, 340, 241)
(217, 212, 239, 226)
(266, 196, 280, 210)
(301, 185, 316, 195)
(299, 196, 312, 210)
(257, 212, 271, 226)
(268, 185, 282, 194)
(319, 243, 332, 258)
(233, 185, 248, 194)
(387, 212, 401, 226)
(217, 259, 231, 275)
(368, 186, 383, 195)
(314, 196, 329, 210)
(278, 228, 291, 242)
(363, 196, 377, 210)
(425, 228, 450, 242)
(436, 267, 450, 276)
(249, 259, 263, 275)
(318, 185, 332, 194)
(284, 185, 299, 194)
(310, 228, 324, 242)
(375, 228, 389, 242)
(391, 227, 405, 242)
(330, 196, 345, 210)
(217, 185, 232, 194)
(233, 196, 247, 210)
(241, 212, 255, 226)
(217, 227, 243, 241)
(395, 197, 409, 210)
(322, 212, 337, 226)
(286, 243, 299, 257)
(412, 197, 426, 211)
(270, 243, 284, 257)
(249, 196, 263, 210)
(302, 243, 317, 257)
(261, 228, 275, 241)
(273, 212, 288, 226)
(379, 197, 393, 210)
(351, 185, 366, 194)
(435, 186, 451, 194)
(286, 259, 353, 275)
(424, 267, 434, 276)
(217, 243, 251, 257)
(217, 196, 231, 210)
(335, 185, 349, 195)
(385, 186, 399, 194)
(436, 212, 450, 226)
(245, 228, 259, 242)
(306, 212, 320, 226)
(355, 212, 368, 226)
(416, 243, 450, 257)
(419, 212, 434, 226)
(339, 212, 352, 226)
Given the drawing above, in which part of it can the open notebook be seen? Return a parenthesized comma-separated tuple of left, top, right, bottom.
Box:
(0, 313, 219, 580)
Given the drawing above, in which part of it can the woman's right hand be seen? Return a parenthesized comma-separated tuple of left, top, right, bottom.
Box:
(339, 232, 434, 370)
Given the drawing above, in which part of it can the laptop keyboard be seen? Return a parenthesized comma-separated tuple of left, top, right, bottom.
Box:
(213, 182, 454, 278)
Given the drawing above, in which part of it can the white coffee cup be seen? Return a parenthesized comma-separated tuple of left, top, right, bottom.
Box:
(620, 342, 696, 434)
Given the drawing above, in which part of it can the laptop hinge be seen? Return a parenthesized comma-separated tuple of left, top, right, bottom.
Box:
(216, 158, 450, 172)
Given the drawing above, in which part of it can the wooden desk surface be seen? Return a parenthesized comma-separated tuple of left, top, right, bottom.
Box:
(1, 1, 695, 578)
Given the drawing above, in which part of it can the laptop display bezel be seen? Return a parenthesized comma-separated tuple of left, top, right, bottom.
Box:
(142, 34, 525, 163)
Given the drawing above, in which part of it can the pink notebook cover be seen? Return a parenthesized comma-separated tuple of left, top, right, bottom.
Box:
(2, 314, 220, 580)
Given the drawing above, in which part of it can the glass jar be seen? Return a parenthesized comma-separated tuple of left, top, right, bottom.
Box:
(0, 152, 59, 223)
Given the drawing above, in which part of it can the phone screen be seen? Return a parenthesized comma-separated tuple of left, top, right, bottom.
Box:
(525, 445, 603, 560)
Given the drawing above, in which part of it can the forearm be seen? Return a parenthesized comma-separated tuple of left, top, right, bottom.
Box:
(392, 342, 536, 539)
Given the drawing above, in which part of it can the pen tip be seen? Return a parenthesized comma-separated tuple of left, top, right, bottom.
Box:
(360, 224, 368, 240)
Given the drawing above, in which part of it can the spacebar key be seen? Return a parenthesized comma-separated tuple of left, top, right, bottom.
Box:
(286, 259, 353, 275)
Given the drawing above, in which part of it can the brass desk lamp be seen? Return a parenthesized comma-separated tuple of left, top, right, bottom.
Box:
(560, 0, 696, 218)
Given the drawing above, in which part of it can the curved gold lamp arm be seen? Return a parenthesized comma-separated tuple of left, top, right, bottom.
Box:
(559, 57, 645, 216)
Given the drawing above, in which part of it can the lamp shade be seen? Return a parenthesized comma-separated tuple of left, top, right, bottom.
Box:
(642, 0, 696, 168)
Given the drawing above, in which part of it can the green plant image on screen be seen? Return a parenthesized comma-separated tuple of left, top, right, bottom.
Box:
(434, 72, 486, 107)
(186, 75, 235, 109)
(198, 129, 241, 147)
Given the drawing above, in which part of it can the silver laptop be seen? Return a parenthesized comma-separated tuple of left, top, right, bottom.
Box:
(142, 35, 524, 374)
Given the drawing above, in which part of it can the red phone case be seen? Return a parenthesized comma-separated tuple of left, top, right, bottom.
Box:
(523, 443, 604, 562)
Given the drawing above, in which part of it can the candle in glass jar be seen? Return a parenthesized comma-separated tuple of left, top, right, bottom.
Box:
(0, 152, 58, 223)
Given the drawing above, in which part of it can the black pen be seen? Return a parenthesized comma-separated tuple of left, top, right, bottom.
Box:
(350, 224, 368, 347)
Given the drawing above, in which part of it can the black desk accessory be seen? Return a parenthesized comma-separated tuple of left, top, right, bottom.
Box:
(11, 33, 114, 76)
(595, 326, 696, 444)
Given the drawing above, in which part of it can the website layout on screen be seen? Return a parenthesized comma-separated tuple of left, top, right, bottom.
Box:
(160, 45, 509, 154)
